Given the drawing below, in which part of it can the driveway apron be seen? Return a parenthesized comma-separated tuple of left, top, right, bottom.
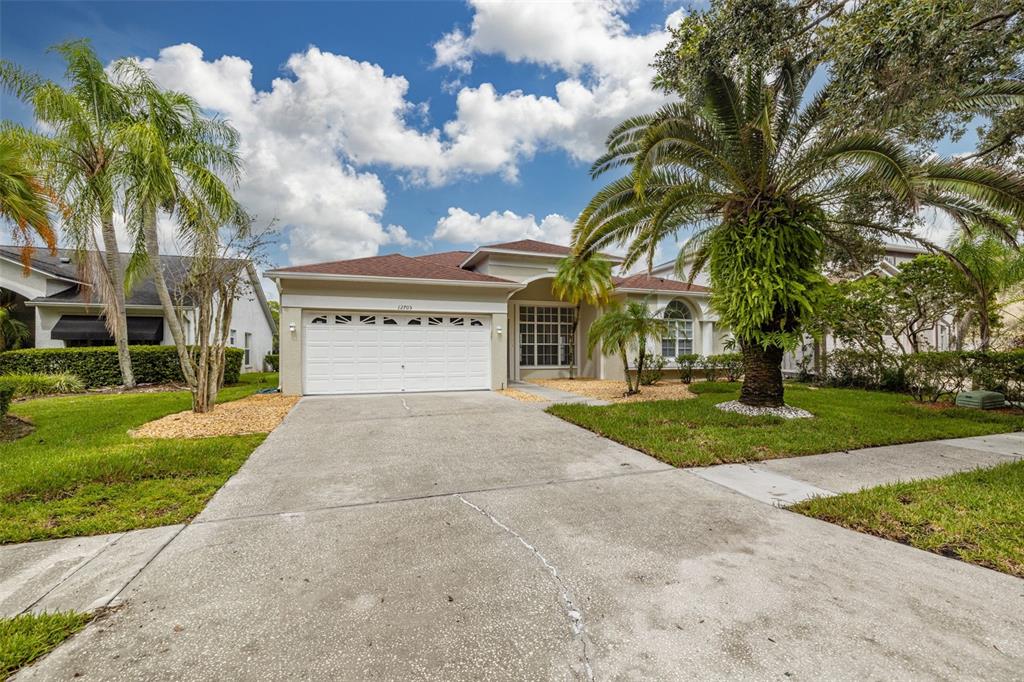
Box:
(19, 392, 1024, 681)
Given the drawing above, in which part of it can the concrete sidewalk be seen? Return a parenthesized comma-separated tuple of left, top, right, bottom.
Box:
(0, 525, 183, 617)
(692, 432, 1024, 505)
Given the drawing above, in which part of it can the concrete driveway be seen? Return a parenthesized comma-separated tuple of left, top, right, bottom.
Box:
(20, 392, 1024, 680)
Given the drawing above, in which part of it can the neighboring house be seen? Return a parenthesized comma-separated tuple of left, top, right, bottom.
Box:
(0, 246, 276, 373)
(267, 239, 724, 396)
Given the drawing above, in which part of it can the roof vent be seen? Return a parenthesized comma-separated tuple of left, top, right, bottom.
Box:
(59, 257, 71, 264)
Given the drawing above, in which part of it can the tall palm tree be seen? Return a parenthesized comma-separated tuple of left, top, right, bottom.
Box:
(574, 60, 1024, 407)
(587, 300, 667, 395)
(1, 41, 137, 387)
(552, 254, 614, 378)
(112, 59, 244, 404)
(0, 132, 58, 263)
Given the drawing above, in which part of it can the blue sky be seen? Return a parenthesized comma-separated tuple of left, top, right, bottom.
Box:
(2, 0, 692, 269)
(2, 1, 975, 271)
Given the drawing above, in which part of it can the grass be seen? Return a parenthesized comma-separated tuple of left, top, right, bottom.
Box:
(791, 461, 1024, 577)
(0, 611, 91, 680)
(546, 381, 1024, 467)
(0, 373, 277, 544)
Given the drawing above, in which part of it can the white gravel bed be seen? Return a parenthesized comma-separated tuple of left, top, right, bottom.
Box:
(715, 400, 814, 419)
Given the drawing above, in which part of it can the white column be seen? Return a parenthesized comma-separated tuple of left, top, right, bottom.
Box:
(701, 321, 715, 356)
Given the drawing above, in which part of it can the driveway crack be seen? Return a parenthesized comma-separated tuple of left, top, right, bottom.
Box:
(455, 494, 594, 681)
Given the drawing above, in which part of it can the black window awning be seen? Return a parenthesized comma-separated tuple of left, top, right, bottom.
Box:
(51, 315, 164, 343)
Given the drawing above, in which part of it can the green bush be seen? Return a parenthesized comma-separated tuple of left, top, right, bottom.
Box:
(0, 373, 85, 398)
(675, 353, 700, 384)
(904, 352, 974, 403)
(711, 353, 743, 382)
(700, 355, 721, 382)
(969, 350, 1024, 405)
(825, 349, 906, 391)
(264, 353, 280, 372)
(0, 383, 12, 417)
(637, 355, 668, 385)
(0, 346, 243, 388)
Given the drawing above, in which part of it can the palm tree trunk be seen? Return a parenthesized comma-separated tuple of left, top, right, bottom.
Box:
(619, 347, 633, 394)
(99, 213, 136, 388)
(739, 342, 785, 407)
(143, 204, 197, 387)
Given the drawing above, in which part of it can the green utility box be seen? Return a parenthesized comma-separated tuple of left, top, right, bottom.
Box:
(955, 390, 1006, 410)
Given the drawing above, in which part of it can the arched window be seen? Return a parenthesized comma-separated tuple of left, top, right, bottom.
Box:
(661, 300, 693, 357)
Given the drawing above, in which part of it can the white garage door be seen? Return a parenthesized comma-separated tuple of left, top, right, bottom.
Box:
(303, 312, 491, 395)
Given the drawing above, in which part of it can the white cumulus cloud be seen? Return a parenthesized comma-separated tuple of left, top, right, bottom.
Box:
(433, 0, 676, 162)
(433, 207, 574, 246)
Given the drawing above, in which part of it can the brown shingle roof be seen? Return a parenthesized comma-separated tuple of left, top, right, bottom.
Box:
(270, 253, 514, 284)
(614, 274, 709, 293)
(485, 239, 572, 256)
(413, 250, 472, 268)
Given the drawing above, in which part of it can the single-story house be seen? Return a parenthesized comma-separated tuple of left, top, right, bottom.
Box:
(267, 239, 725, 395)
(0, 245, 276, 373)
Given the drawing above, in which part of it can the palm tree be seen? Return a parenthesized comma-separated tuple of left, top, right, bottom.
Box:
(552, 254, 614, 378)
(587, 300, 667, 395)
(574, 60, 1024, 407)
(949, 234, 1024, 350)
(0, 303, 30, 350)
(112, 59, 244, 410)
(1, 41, 137, 387)
(0, 132, 58, 261)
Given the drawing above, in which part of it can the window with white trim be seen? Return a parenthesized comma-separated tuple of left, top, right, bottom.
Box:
(244, 332, 252, 366)
(661, 301, 693, 357)
(519, 306, 575, 367)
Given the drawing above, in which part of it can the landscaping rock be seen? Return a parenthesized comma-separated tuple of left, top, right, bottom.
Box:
(715, 400, 813, 419)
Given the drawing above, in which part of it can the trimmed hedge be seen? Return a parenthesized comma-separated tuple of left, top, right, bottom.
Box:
(0, 383, 12, 417)
(0, 346, 243, 388)
(825, 348, 1024, 404)
(264, 353, 280, 372)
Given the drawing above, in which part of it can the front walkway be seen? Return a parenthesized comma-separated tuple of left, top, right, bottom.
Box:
(694, 432, 1024, 505)
(10, 392, 1024, 680)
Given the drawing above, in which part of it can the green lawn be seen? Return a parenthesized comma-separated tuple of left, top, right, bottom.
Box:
(0, 611, 91, 680)
(546, 382, 1024, 467)
(792, 461, 1024, 578)
(0, 373, 277, 544)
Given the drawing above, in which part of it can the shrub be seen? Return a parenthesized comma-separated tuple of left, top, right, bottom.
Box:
(825, 349, 906, 391)
(675, 353, 700, 384)
(0, 373, 85, 398)
(970, 350, 1024, 405)
(904, 352, 974, 403)
(713, 353, 743, 382)
(701, 355, 721, 381)
(0, 383, 12, 417)
(0, 346, 243, 388)
(637, 355, 668, 385)
(264, 353, 280, 372)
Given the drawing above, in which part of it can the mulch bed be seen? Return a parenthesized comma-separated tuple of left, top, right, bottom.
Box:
(498, 388, 548, 402)
(0, 415, 35, 442)
(130, 394, 300, 439)
(531, 378, 696, 403)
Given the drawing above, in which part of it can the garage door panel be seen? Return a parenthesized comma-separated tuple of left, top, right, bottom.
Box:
(303, 312, 490, 395)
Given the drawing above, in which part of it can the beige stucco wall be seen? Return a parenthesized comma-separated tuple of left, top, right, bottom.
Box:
(473, 254, 559, 283)
(279, 305, 303, 395)
(276, 277, 514, 395)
